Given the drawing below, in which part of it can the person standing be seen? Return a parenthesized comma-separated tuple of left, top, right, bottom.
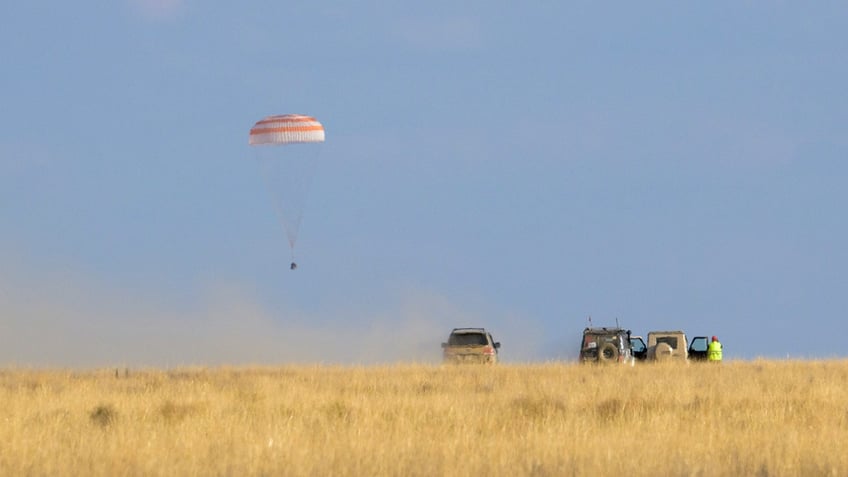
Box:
(708, 335, 723, 362)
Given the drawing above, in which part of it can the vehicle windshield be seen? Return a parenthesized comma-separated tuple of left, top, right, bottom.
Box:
(630, 339, 646, 353)
(448, 333, 488, 346)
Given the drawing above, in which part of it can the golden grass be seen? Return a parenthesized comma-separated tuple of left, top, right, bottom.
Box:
(2, 361, 847, 476)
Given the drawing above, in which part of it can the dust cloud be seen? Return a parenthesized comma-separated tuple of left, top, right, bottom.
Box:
(0, 260, 551, 368)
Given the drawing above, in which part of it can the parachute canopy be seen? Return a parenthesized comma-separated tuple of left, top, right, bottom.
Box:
(249, 114, 325, 146)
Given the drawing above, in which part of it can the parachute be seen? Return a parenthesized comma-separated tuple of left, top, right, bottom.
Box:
(249, 114, 325, 146)
(249, 114, 325, 269)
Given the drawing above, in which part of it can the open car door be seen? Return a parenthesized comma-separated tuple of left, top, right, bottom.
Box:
(688, 336, 709, 361)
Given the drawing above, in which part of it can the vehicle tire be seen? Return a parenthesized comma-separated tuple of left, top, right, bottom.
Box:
(654, 342, 673, 361)
(598, 343, 619, 363)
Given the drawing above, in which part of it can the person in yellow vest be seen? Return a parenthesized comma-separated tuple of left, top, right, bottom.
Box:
(708, 335, 723, 362)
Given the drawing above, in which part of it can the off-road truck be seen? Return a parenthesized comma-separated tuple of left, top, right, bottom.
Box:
(579, 327, 634, 364)
(646, 330, 688, 361)
(441, 328, 501, 364)
(642, 332, 713, 362)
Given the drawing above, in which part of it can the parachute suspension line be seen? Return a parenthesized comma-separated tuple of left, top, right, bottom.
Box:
(289, 212, 303, 250)
(288, 213, 300, 271)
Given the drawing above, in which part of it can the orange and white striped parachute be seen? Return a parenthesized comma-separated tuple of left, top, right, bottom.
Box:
(248, 114, 325, 269)
(249, 114, 325, 146)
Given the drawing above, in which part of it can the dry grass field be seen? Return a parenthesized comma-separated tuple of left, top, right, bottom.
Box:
(2, 360, 847, 476)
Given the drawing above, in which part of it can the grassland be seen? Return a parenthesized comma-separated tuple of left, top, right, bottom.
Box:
(2, 360, 847, 476)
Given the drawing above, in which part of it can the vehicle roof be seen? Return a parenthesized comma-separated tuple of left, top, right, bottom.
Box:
(450, 328, 488, 333)
(583, 327, 629, 334)
(647, 330, 686, 335)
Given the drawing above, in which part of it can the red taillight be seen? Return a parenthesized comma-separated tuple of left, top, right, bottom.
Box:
(482, 346, 495, 356)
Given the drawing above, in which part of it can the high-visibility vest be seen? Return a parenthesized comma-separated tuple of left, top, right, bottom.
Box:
(708, 340, 723, 361)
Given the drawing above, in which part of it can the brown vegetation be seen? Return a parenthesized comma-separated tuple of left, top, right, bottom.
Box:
(1, 361, 847, 476)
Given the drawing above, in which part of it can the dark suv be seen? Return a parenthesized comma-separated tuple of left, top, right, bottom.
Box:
(441, 328, 501, 364)
(579, 327, 634, 364)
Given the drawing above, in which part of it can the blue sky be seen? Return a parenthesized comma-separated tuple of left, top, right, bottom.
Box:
(2, 1, 846, 366)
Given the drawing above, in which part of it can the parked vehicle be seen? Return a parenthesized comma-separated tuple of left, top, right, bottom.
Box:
(579, 327, 635, 365)
(642, 331, 712, 362)
(646, 330, 688, 361)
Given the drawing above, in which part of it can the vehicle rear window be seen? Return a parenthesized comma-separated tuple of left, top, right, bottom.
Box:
(449, 333, 488, 346)
(656, 337, 678, 348)
(585, 335, 619, 346)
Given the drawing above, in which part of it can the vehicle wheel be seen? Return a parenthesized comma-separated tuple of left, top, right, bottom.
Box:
(598, 343, 619, 363)
(654, 342, 673, 361)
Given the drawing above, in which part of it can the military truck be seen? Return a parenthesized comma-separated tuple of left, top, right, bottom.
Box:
(579, 327, 635, 365)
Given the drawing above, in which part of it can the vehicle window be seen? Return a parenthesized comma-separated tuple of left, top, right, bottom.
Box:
(630, 339, 646, 353)
(593, 335, 616, 344)
(449, 333, 488, 346)
(656, 337, 678, 349)
(690, 339, 708, 352)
